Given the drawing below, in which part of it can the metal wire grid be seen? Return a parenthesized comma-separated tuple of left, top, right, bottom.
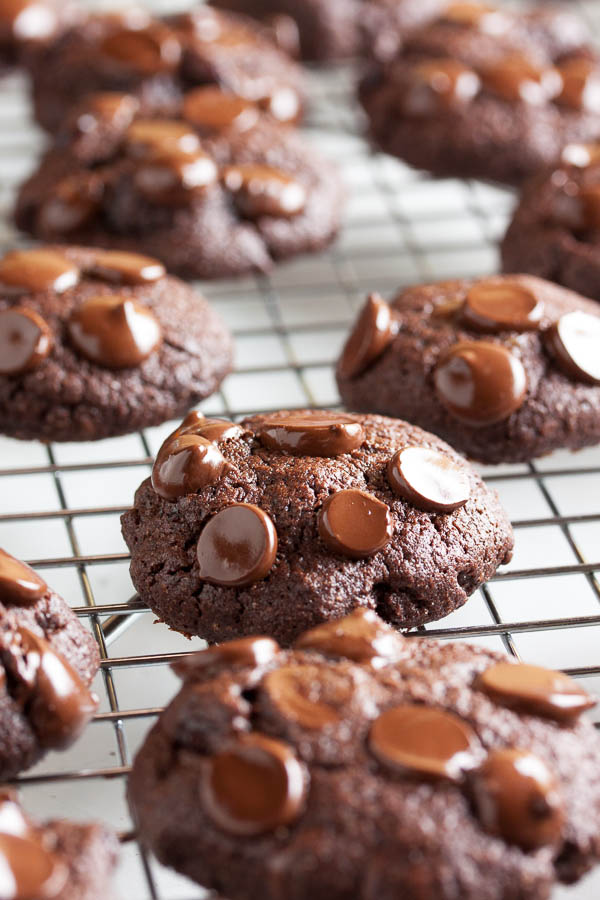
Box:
(1, 3, 600, 896)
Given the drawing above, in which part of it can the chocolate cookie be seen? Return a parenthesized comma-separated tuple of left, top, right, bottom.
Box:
(128, 609, 600, 900)
(359, 2, 598, 185)
(15, 100, 342, 280)
(0, 547, 99, 779)
(121, 409, 513, 644)
(0, 789, 118, 900)
(0, 245, 233, 441)
(336, 276, 600, 464)
(27, 6, 304, 134)
(0, 0, 77, 70)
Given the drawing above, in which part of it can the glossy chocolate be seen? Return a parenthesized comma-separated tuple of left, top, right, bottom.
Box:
(134, 150, 218, 203)
(0, 831, 67, 900)
(182, 87, 260, 132)
(87, 250, 165, 285)
(369, 705, 480, 781)
(255, 411, 365, 456)
(545, 311, 600, 384)
(222, 165, 306, 218)
(338, 293, 397, 378)
(407, 59, 480, 113)
(174, 412, 244, 443)
(556, 57, 600, 113)
(0, 790, 30, 838)
(0, 308, 52, 376)
(461, 281, 544, 332)
(173, 636, 280, 679)
(318, 489, 392, 559)
(295, 608, 406, 668)
(481, 55, 561, 105)
(100, 23, 181, 74)
(68, 295, 162, 369)
(152, 435, 227, 500)
(0, 249, 78, 295)
(387, 447, 471, 512)
(478, 661, 595, 722)
(561, 142, 600, 168)
(197, 504, 278, 586)
(125, 119, 200, 159)
(263, 664, 343, 729)
(434, 340, 527, 426)
(0, 549, 47, 605)
(0, 0, 60, 39)
(204, 733, 306, 835)
(441, 2, 505, 30)
(37, 174, 102, 236)
(71, 92, 139, 136)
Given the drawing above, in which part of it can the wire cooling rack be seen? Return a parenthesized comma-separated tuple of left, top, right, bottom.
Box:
(1, 1, 600, 896)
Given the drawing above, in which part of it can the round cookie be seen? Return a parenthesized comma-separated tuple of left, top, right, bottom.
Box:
(336, 277, 600, 464)
(0, 547, 99, 779)
(26, 6, 304, 134)
(15, 100, 342, 280)
(121, 409, 513, 644)
(128, 609, 600, 900)
(0, 0, 78, 70)
(359, 2, 598, 185)
(0, 245, 233, 441)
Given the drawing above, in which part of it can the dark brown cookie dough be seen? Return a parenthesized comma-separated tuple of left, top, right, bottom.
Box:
(0, 0, 78, 71)
(128, 609, 600, 900)
(336, 276, 600, 464)
(0, 245, 233, 442)
(359, 2, 598, 185)
(0, 547, 99, 779)
(121, 409, 513, 644)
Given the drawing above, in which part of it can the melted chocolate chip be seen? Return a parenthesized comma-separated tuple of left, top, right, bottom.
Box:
(295, 608, 406, 667)
(87, 250, 165, 285)
(100, 23, 181, 74)
(0, 832, 67, 900)
(545, 311, 600, 384)
(406, 59, 480, 114)
(68, 295, 162, 369)
(255, 411, 365, 456)
(1, 0, 58, 39)
(125, 120, 201, 159)
(174, 412, 244, 443)
(478, 661, 595, 722)
(263, 664, 343, 729)
(387, 447, 471, 512)
(0, 549, 47, 605)
(71, 92, 140, 136)
(434, 340, 527, 426)
(318, 489, 392, 559)
(556, 57, 600, 113)
(461, 281, 544, 332)
(338, 293, 397, 379)
(37, 174, 103, 236)
(0, 249, 78, 295)
(0, 308, 52, 376)
(197, 504, 278, 587)
(222, 165, 306, 218)
(481, 55, 562, 105)
(259, 87, 301, 124)
(152, 435, 228, 500)
(204, 733, 307, 835)
(471, 749, 564, 849)
(441, 2, 505, 29)
(561, 142, 600, 168)
(134, 150, 218, 203)
(182, 87, 260, 133)
(173, 636, 280, 680)
(0, 791, 30, 838)
(369, 705, 480, 781)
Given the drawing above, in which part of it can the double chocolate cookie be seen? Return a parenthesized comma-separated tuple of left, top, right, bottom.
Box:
(27, 6, 304, 134)
(359, 1, 598, 184)
(0, 547, 99, 779)
(0, 0, 77, 70)
(129, 609, 600, 900)
(337, 276, 600, 464)
(121, 409, 513, 644)
(0, 789, 118, 900)
(0, 245, 232, 441)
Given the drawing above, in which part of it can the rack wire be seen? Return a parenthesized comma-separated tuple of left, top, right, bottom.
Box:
(1, 1, 600, 896)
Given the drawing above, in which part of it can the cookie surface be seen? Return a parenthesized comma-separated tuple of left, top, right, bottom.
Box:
(128, 609, 600, 900)
(359, 2, 597, 185)
(121, 409, 512, 644)
(0, 245, 232, 441)
(337, 276, 600, 464)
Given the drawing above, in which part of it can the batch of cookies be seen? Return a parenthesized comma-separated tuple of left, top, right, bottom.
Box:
(0, 0, 600, 897)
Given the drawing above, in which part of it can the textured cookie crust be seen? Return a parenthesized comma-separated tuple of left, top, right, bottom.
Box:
(129, 616, 600, 900)
(32, 818, 119, 900)
(121, 411, 513, 644)
(336, 276, 600, 464)
(0, 245, 233, 441)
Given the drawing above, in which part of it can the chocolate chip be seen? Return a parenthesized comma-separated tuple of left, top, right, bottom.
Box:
(70, 92, 139, 136)
(222, 164, 306, 218)
(318, 489, 392, 559)
(0, 832, 67, 899)
(338, 293, 397, 378)
(37, 174, 103, 235)
(68, 295, 162, 369)
(263, 664, 343, 729)
(295, 608, 406, 667)
(134, 150, 218, 203)
(369, 705, 480, 781)
(434, 340, 527, 426)
(174, 411, 244, 443)
(471, 749, 565, 849)
(87, 250, 165, 285)
(0, 790, 30, 837)
(461, 281, 544, 332)
(197, 504, 278, 587)
(387, 447, 471, 512)
(556, 57, 600, 113)
(561, 142, 600, 167)
(255, 411, 365, 456)
(182, 87, 260, 133)
(152, 435, 228, 500)
(0, 308, 52, 376)
(545, 311, 600, 384)
(259, 87, 301, 123)
(100, 23, 181, 74)
(478, 661, 596, 722)
(125, 119, 201, 159)
(441, 2, 505, 29)
(173, 636, 280, 680)
(481, 55, 562, 105)
(0, 549, 47, 605)
(0, 249, 79, 295)
(1, 0, 58, 40)
(406, 59, 480, 114)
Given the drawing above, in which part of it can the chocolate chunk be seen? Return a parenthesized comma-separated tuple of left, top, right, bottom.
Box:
(222, 164, 306, 218)
(174, 412, 244, 443)
(152, 435, 227, 500)
(125, 119, 201, 159)
(561, 142, 600, 167)
(203, 733, 307, 835)
(0, 832, 67, 899)
(434, 340, 527, 426)
(0, 549, 47, 605)
(173, 636, 280, 680)
(295, 608, 406, 667)
(182, 87, 260, 132)
(70, 92, 140, 136)
(255, 411, 365, 456)
(37, 174, 103, 235)
(197, 504, 278, 587)
(100, 23, 181, 74)
(461, 281, 544, 332)
(441, 2, 506, 29)
(369, 705, 480, 781)
(0, 308, 52, 376)
(478, 661, 596, 722)
(338, 293, 397, 378)
(318, 489, 392, 559)
(481, 55, 561, 105)
(0, 249, 78, 295)
(387, 447, 470, 512)
(406, 59, 480, 114)
(87, 250, 165, 285)
(472, 749, 564, 849)
(68, 295, 162, 369)
(545, 311, 600, 384)
(259, 86, 301, 123)
(134, 150, 218, 203)
(556, 57, 600, 113)
(0, 790, 30, 837)
(263, 664, 343, 729)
